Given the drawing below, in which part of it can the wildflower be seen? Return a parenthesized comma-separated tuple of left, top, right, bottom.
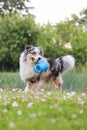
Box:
(41, 98, 46, 102)
(9, 121, 15, 128)
(47, 92, 52, 96)
(71, 91, 76, 96)
(67, 91, 76, 98)
(34, 95, 39, 99)
(41, 89, 45, 92)
(81, 93, 86, 96)
(77, 97, 84, 105)
(79, 110, 83, 114)
(67, 92, 71, 96)
(3, 102, 8, 106)
(17, 110, 23, 116)
(49, 106, 53, 109)
(63, 96, 67, 100)
(12, 88, 17, 92)
(0, 88, 3, 92)
(27, 102, 33, 108)
(12, 101, 19, 107)
(72, 114, 77, 119)
(2, 109, 8, 113)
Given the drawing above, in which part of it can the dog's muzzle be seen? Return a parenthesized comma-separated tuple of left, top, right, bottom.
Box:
(32, 57, 41, 64)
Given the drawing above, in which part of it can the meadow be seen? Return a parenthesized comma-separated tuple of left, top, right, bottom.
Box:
(0, 69, 87, 130)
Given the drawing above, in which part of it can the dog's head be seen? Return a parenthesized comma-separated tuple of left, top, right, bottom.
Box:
(23, 45, 43, 64)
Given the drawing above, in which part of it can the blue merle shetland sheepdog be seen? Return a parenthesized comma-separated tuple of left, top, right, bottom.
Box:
(19, 45, 75, 92)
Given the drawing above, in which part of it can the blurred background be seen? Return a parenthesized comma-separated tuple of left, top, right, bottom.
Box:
(0, 0, 87, 91)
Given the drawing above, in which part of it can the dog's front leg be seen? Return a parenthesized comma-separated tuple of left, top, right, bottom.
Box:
(37, 79, 45, 89)
(24, 82, 35, 92)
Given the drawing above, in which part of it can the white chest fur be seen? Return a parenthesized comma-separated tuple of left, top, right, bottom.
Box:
(19, 52, 39, 82)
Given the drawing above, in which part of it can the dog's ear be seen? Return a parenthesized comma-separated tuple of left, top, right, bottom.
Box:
(25, 45, 33, 50)
(37, 47, 43, 56)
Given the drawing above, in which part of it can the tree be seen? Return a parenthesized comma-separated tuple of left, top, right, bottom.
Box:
(0, 0, 33, 17)
(0, 13, 40, 71)
(79, 8, 87, 29)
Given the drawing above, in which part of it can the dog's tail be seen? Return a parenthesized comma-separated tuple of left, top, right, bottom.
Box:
(56, 55, 75, 73)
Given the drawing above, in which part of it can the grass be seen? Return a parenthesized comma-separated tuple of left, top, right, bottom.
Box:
(0, 90, 87, 130)
(0, 69, 87, 91)
(0, 72, 25, 89)
(63, 70, 87, 92)
(0, 69, 87, 130)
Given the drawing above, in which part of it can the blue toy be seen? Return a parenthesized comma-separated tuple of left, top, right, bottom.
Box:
(34, 61, 48, 73)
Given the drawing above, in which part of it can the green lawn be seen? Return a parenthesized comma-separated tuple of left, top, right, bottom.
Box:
(0, 70, 87, 91)
(0, 90, 87, 130)
(0, 70, 87, 130)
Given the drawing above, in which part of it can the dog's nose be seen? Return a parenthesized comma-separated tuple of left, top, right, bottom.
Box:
(38, 57, 41, 61)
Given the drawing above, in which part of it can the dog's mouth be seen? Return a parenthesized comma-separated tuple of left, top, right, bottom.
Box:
(31, 57, 41, 64)
(32, 57, 37, 64)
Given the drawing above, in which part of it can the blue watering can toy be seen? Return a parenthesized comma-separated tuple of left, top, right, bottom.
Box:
(34, 61, 48, 73)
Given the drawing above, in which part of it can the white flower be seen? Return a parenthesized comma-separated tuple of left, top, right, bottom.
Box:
(12, 88, 17, 92)
(72, 114, 77, 119)
(81, 93, 86, 96)
(77, 97, 84, 105)
(2, 109, 8, 113)
(3, 102, 8, 106)
(0, 88, 3, 92)
(17, 110, 23, 116)
(67, 91, 76, 98)
(67, 92, 71, 96)
(71, 91, 76, 95)
(41, 89, 45, 92)
(63, 96, 67, 100)
(12, 101, 19, 107)
(79, 110, 83, 114)
(27, 102, 33, 108)
(9, 121, 15, 128)
(47, 92, 52, 96)
(41, 98, 46, 102)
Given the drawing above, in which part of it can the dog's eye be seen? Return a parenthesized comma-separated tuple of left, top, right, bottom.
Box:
(31, 57, 35, 61)
(32, 52, 36, 55)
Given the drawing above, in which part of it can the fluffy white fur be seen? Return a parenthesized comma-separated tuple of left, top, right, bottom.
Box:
(19, 52, 39, 82)
(57, 55, 75, 73)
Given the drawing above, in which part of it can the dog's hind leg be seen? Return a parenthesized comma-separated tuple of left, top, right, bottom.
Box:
(52, 74, 63, 92)
(55, 74, 63, 91)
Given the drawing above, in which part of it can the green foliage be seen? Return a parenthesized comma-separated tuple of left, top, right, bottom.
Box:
(0, 8, 87, 71)
(0, 0, 32, 17)
(79, 8, 87, 29)
(0, 13, 40, 71)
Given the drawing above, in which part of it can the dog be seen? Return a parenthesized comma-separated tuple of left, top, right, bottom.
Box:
(19, 45, 75, 92)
